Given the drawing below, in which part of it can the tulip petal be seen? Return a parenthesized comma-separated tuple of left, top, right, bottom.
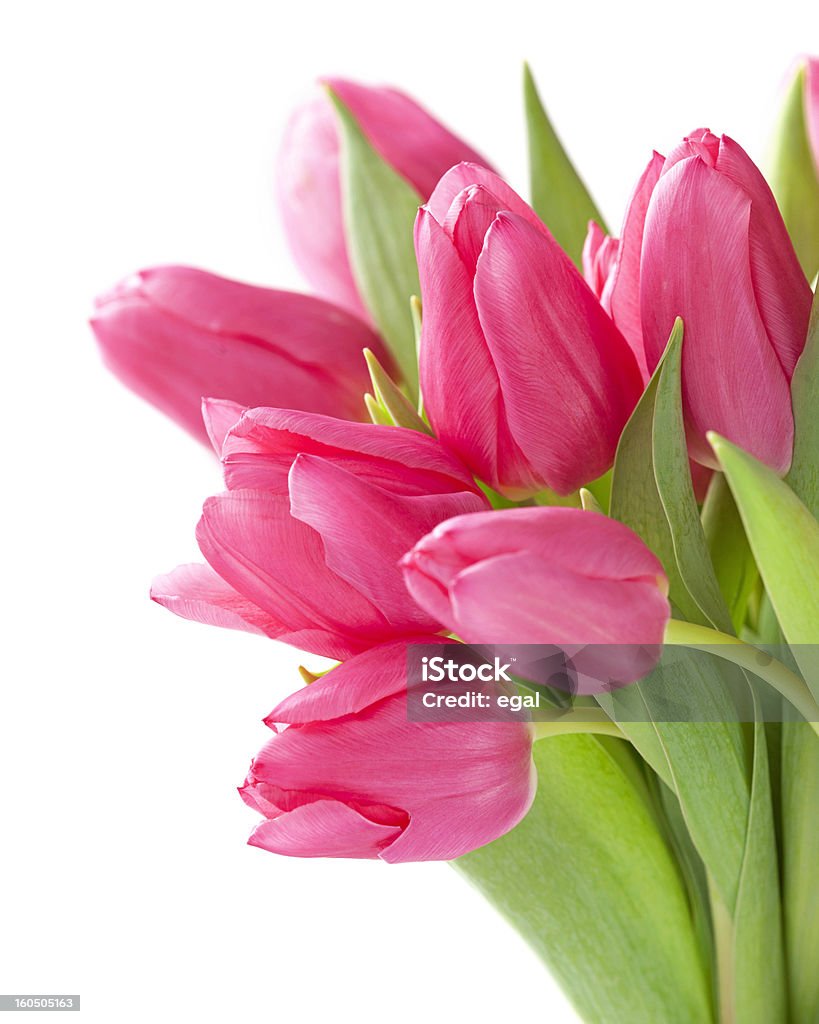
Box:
(276, 96, 368, 320)
(196, 490, 389, 659)
(221, 407, 482, 496)
(150, 563, 285, 637)
(288, 454, 484, 626)
(807, 59, 819, 171)
(248, 798, 403, 859)
(425, 162, 546, 236)
(415, 209, 501, 483)
(448, 551, 670, 648)
(600, 151, 664, 380)
(324, 83, 492, 199)
(641, 159, 795, 471)
(713, 136, 811, 378)
(266, 638, 445, 723)
(201, 398, 246, 455)
(474, 212, 643, 493)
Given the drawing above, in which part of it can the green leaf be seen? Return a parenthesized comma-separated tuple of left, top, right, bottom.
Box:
(787, 281, 819, 517)
(701, 473, 759, 634)
(608, 321, 754, 914)
(456, 736, 713, 1024)
(731, 718, 787, 1023)
(523, 64, 605, 268)
(710, 433, 819, 691)
(767, 63, 819, 280)
(328, 88, 421, 397)
(363, 348, 431, 434)
(611, 320, 731, 631)
(782, 721, 819, 1023)
(579, 487, 602, 513)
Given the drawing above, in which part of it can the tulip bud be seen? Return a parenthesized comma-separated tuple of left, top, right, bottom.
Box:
(239, 640, 535, 861)
(92, 265, 386, 444)
(402, 507, 670, 690)
(277, 78, 490, 323)
(640, 130, 812, 473)
(152, 409, 489, 659)
(414, 164, 644, 497)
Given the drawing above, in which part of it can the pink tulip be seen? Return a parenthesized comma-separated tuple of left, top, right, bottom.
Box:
(92, 265, 386, 444)
(414, 164, 644, 498)
(402, 507, 670, 690)
(277, 78, 491, 323)
(239, 640, 536, 861)
(590, 131, 811, 473)
(151, 408, 489, 659)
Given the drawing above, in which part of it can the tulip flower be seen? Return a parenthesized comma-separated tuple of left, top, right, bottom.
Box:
(402, 507, 670, 690)
(414, 164, 644, 497)
(152, 408, 489, 658)
(590, 130, 811, 474)
(277, 78, 490, 323)
(239, 640, 536, 861)
(92, 265, 386, 444)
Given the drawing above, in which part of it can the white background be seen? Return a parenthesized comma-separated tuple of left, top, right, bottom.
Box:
(1, 2, 816, 1021)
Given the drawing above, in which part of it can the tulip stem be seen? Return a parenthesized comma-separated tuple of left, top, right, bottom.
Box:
(664, 619, 819, 735)
(531, 710, 625, 741)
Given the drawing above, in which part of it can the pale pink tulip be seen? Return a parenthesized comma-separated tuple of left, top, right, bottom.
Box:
(92, 266, 385, 443)
(239, 640, 535, 861)
(277, 78, 490, 322)
(152, 409, 489, 658)
(402, 507, 670, 690)
(415, 164, 644, 497)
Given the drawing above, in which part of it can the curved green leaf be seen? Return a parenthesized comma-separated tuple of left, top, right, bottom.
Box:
(328, 89, 421, 397)
(523, 64, 605, 268)
(767, 63, 819, 280)
(456, 736, 713, 1024)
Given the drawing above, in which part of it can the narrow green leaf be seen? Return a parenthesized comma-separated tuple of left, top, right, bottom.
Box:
(767, 63, 819, 280)
(612, 320, 730, 629)
(364, 393, 392, 427)
(328, 89, 421, 396)
(523, 64, 605, 268)
(710, 433, 819, 692)
(579, 487, 602, 513)
(787, 280, 819, 516)
(363, 348, 431, 434)
(731, 718, 787, 1023)
(701, 473, 759, 634)
(651, 320, 733, 633)
(782, 721, 819, 1023)
(457, 736, 713, 1024)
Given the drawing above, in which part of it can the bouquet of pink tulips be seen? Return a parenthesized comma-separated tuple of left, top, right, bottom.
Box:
(94, 61, 819, 1024)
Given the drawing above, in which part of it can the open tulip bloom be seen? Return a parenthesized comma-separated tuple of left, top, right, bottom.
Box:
(96, 63, 819, 1024)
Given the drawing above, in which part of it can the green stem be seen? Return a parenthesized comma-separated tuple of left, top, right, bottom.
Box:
(664, 619, 819, 736)
(532, 710, 625, 741)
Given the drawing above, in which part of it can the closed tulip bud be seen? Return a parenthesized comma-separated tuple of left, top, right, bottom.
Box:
(92, 266, 386, 443)
(600, 130, 812, 473)
(152, 408, 489, 659)
(277, 78, 490, 323)
(402, 507, 670, 690)
(414, 164, 644, 498)
(239, 640, 535, 861)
